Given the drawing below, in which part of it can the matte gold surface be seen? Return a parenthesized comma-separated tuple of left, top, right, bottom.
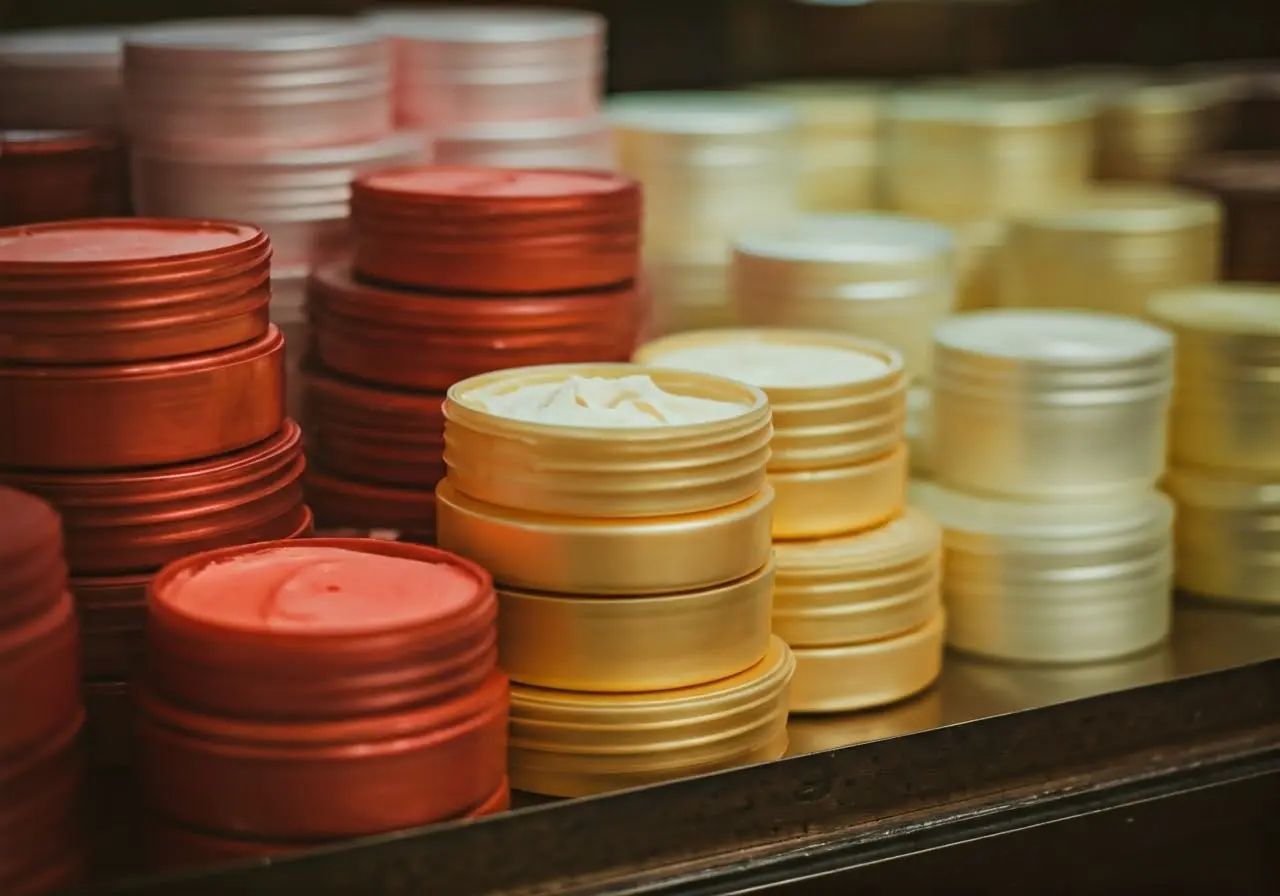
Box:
(788, 609, 945, 714)
(435, 479, 773, 596)
(911, 481, 1175, 664)
(508, 635, 793, 797)
(1092, 79, 1227, 183)
(953, 217, 1009, 310)
(1148, 284, 1280, 474)
(443, 363, 772, 518)
(772, 508, 942, 647)
(497, 559, 774, 693)
(770, 445, 907, 540)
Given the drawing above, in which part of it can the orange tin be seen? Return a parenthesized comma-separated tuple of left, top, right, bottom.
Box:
(0, 130, 125, 226)
(0, 592, 82, 764)
(0, 486, 67, 627)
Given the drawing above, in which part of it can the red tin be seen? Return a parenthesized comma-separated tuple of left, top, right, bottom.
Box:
(350, 166, 640, 294)
(304, 469, 438, 540)
(0, 486, 67, 627)
(0, 592, 82, 763)
(136, 671, 509, 840)
(1179, 152, 1280, 283)
(308, 261, 642, 391)
(0, 326, 285, 471)
(0, 218, 270, 364)
(0, 130, 126, 226)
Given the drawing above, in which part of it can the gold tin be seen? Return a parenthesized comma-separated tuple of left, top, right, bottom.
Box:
(1001, 185, 1222, 318)
(497, 559, 774, 692)
(508, 635, 793, 797)
(770, 445, 907, 540)
(1164, 465, 1280, 607)
(911, 481, 1175, 664)
(1093, 79, 1228, 183)
(772, 508, 941, 647)
(442, 363, 772, 518)
(932, 309, 1174, 501)
(905, 385, 933, 478)
(785, 688, 943, 756)
(1148, 284, 1280, 474)
(435, 479, 773, 596)
(733, 214, 956, 381)
(788, 609, 945, 714)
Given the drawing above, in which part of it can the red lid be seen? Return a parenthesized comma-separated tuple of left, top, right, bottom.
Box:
(0, 486, 66, 626)
(305, 469, 439, 538)
(0, 593, 82, 766)
(0, 131, 124, 229)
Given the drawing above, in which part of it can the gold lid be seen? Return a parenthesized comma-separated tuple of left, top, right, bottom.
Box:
(770, 445, 907, 540)
(1011, 185, 1221, 233)
(443, 363, 772, 518)
(788, 609, 945, 714)
(785, 687, 943, 756)
(435, 478, 773, 596)
(634, 328, 906, 469)
(497, 559, 774, 693)
(772, 508, 941, 647)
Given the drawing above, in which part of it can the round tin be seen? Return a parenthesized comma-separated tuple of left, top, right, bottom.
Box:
(432, 116, 614, 169)
(350, 166, 641, 294)
(770, 446, 908, 540)
(305, 469, 437, 540)
(146, 538, 496, 720)
(788, 609, 945, 714)
(508, 635, 793, 797)
(733, 214, 957, 381)
(435, 478, 773, 596)
(905, 386, 934, 478)
(308, 262, 642, 392)
(1001, 185, 1222, 318)
(0, 130, 125, 226)
(0, 26, 123, 133)
(786, 687, 943, 756)
(911, 481, 1175, 664)
(136, 671, 509, 840)
(443, 363, 772, 518)
(0, 591, 82, 763)
(1089, 76, 1227, 183)
(1177, 151, 1280, 282)
(498, 558, 774, 692)
(0, 486, 66, 628)
(0, 218, 270, 364)
(0, 325, 285, 470)
(932, 309, 1174, 501)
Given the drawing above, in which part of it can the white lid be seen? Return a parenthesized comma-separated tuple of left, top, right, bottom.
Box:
(934, 309, 1172, 366)
(734, 213, 954, 265)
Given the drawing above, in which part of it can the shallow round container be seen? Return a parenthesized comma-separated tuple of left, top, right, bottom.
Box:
(304, 470, 436, 540)
(435, 478, 773, 596)
(136, 671, 509, 840)
(786, 688, 943, 756)
(432, 116, 614, 169)
(911, 481, 1175, 664)
(308, 261, 642, 392)
(789, 609, 945, 714)
(0, 26, 123, 133)
(0, 218, 270, 364)
(1177, 152, 1280, 282)
(932, 309, 1174, 501)
(0, 130, 125, 226)
(772, 508, 941, 648)
(443, 363, 771, 518)
(0, 591, 82, 762)
(1001, 185, 1222, 318)
(733, 214, 957, 381)
(351, 166, 640, 294)
(0, 486, 66, 628)
(509, 635, 793, 797)
(498, 558, 774, 692)
(146, 538, 495, 721)
(770, 446, 908, 539)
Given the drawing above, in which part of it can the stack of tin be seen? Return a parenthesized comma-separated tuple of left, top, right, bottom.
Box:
(0, 488, 86, 896)
(1149, 285, 1280, 608)
(0, 219, 311, 765)
(305, 166, 644, 537)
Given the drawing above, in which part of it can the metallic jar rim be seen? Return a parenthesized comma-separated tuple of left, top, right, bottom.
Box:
(434, 113, 608, 145)
(887, 83, 1096, 127)
(0, 128, 116, 155)
(1149, 282, 1280, 339)
(769, 445, 908, 540)
(773, 507, 940, 582)
(734, 212, 954, 270)
(0, 25, 123, 63)
(124, 17, 381, 57)
(435, 478, 773, 596)
(443, 363, 772, 518)
(1008, 184, 1221, 233)
(130, 128, 424, 169)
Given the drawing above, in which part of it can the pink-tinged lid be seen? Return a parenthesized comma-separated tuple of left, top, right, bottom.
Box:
(0, 218, 256, 265)
(359, 165, 630, 199)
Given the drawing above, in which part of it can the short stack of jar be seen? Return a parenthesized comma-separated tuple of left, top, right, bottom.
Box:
(0, 488, 86, 896)
(305, 165, 645, 538)
(137, 539, 509, 868)
(634, 330, 944, 713)
(436, 363, 793, 796)
(913, 309, 1177, 665)
(0, 219, 311, 766)
(1149, 285, 1280, 608)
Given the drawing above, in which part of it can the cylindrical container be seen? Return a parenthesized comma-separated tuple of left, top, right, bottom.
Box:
(0, 327, 285, 470)
(1001, 185, 1222, 318)
(0, 26, 123, 133)
(125, 18, 392, 152)
(443, 363, 771, 518)
(0, 218, 271, 364)
(912, 481, 1175, 664)
(366, 7, 604, 129)
(1178, 152, 1280, 283)
(351, 166, 640, 294)
(931, 309, 1173, 501)
(308, 262, 642, 392)
(432, 116, 614, 169)
(1090, 77, 1229, 183)
(0, 131, 126, 225)
(1148, 284, 1280, 473)
(733, 214, 957, 381)
(0, 486, 67, 628)
(508, 635, 793, 797)
(436, 478, 773, 596)
(0, 592, 82, 762)
(634, 328, 907, 538)
(304, 471, 437, 541)
(1165, 466, 1280, 607)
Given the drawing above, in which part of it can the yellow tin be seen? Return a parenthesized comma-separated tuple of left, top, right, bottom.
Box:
(770, 445, 907, 540)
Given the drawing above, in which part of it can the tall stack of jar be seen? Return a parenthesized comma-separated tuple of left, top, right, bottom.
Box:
(435, 363, 792, 795)
(0, 219, 311, 766)
(634, 330, 943, 713)
(913, 309, 1177, 665)
(306, 166, 645, 538)
(607, 92, 800, 334)
(366, 7, 612, 169)
(1149, 286, 1280, 608)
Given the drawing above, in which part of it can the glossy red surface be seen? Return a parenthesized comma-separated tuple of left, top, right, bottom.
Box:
(0, 593, 83, 763)
(0, 130, 126, 226)
(0, 486, 66, 626)
(304, 468, 438, 540)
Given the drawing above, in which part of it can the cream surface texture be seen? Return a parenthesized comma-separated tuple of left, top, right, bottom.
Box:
(471, 374, 747, 427)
